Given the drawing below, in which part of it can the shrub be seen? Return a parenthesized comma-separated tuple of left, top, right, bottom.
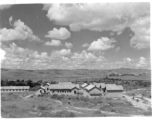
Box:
(37, 105, 48, 110)
(39, 112, 53, 117)
(54, 111, 75, 117)
(51, 94, 60, 99)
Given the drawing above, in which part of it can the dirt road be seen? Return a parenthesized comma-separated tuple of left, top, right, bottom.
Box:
(123, 94, 151, 111)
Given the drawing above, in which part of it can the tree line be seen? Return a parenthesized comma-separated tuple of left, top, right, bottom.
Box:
(1, 79, 43, 88)
(1, 79, 59, 88)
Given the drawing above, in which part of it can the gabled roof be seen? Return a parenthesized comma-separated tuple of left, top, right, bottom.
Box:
(81, 83, 89, 88)
(43, 82, 51, 86)
(33, 86, 45, 91)
(106, 84, 123, 91)
(49, 82, 79, 90)
(75, 84, 80, 89)
(85, 84, 95, 91)
(93, 83, 106, 88)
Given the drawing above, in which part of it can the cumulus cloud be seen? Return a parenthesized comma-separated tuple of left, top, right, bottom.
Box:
(130, 16, 150, 49)
(9, 16, 13, 26)
(1, 43, 150, 70)
(82, 43, 89, 47)
(71, 50, 106, 63)
(44, 40, 62, 46)
(45, 27, 71, 40)
(123, 57, 134, 63)
(71, 50, 96, 60)
(136, 57, 147, 68)
(1, 43, 50, 69)
(51, 49, 71, 56)
(70, 50, 106, 69)
(65, 42, 73, 48)
(0, 19, 40, 42)
(115, 47, 120, 52)
(0, 4, 12, 11)
(88, 37, 116, 51)
(126, 58, 131, 62)
(43, 3, 150, 49)
(0, 48, 6, 64)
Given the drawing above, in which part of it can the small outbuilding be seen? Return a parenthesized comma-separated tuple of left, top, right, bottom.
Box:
(35, 86, 46, 96)
(105, 84, 123, 98)
(84, 84, 102, 98)
(0, 86, 30, 92)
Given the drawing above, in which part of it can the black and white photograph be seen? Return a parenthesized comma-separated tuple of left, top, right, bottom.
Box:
(0, 1, 151, 118)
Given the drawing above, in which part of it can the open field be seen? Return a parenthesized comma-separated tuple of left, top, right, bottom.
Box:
(1, 68, 151, 117)
(1, 68, 151, 82)
(1, 88, 152, 118)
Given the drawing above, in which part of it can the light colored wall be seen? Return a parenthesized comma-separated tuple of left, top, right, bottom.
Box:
(106, 92, 123, 98)
(50, 89, 72, 96)
(89, 88, 102, 95)
(82, 90, 90, 97)
(1, 89, 29, 93)
(71, 89, 79, 96)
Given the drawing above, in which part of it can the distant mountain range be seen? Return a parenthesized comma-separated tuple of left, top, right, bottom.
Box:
(1, 68, 151, 82)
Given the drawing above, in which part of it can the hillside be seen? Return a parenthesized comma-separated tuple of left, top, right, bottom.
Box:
(1, 68, 151, 82)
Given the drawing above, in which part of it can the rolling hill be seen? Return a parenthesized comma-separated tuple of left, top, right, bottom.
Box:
(1, 68, 151, 82)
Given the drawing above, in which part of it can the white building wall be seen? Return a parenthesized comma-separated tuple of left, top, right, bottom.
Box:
(106, 92, 123, 98)
(1, 89, 29, 93)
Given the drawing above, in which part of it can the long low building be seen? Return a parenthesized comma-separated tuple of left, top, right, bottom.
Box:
(48, 82, 80, 96)
(0, 86, 30, 92)
(35, 82, 124, 98)
(105, 84, 123, 98)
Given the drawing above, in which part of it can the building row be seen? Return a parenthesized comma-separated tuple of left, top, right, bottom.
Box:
(0, 82, 124, 98)
(36, 82, 124, 98)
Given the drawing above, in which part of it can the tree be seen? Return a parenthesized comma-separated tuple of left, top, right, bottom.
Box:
(1, 79, 4, 86)
(37, 80, 43, 85)
(26, 79, 33, 87)
(8, 81, 16, 86)
(3, 79, 8, 86)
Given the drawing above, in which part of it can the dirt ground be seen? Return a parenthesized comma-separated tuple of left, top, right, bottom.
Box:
(1, 91, 152, 118)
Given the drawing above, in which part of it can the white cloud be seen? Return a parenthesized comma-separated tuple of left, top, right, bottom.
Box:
(52, 49, 71, 56)
(43, 3, 150, 49)
(71, 50, 96, 60)
(71, 50, 106, 63)
(0, 19, 40, 42)
(9, 16, 13, 26)
(0, 48, 6, 63)
(136, 57, 147, 68)
(44, 40, 62, 46)
(115, 47, 120, 52)
(43, 3, 149, 32)
(123, 57, 134, 63)
(88, 37, 116, 51)
(71, 50, 106, 69)
(1, 43, 51, 69)
(82, 43, 89, 47)
(32, 51, 48, 59)
(45, 27, 71, 40)
(126, 58, 131, 62)
(0, 5, 12, 11)
(65, 42, 73, 48)
(130, 16, 150, 49)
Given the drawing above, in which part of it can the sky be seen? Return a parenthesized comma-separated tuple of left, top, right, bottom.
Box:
(0, 3, 151, 70)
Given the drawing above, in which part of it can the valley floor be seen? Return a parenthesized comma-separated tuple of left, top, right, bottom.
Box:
(1, 88, 152, 118)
